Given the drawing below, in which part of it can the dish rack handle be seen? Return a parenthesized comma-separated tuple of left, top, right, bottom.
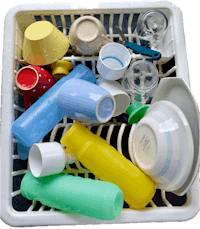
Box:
(98, 0, 169, 8)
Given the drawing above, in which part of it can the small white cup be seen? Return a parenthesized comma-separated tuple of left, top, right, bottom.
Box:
(29, 142, 76, 178)
(96, 77, 130, 117)
(97, 43, 131, 81)
(132, 100, 194, 192)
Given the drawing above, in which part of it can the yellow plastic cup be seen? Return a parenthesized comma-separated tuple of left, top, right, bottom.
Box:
(23, 21, 70, 66)
(61, 121, 155, 209)
(50, 60, 73, 79)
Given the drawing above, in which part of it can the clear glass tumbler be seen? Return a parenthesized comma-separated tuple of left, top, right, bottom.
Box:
(121, 60, 159, 104)
(136, 10, 168, 49)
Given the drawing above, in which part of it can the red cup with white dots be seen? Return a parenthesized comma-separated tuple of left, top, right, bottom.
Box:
(16, 65, 55, 110)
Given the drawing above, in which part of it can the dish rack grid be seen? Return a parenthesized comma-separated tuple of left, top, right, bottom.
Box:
(1, 2, 199, 226)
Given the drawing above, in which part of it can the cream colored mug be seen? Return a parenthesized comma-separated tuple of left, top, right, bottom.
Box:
(69, 16, 112, 55)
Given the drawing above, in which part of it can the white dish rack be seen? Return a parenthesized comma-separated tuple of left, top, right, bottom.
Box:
(0, 1, 199, 226)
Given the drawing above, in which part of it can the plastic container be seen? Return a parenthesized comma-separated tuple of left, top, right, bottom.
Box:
(1, 2, 199, 226)
(97, 43, 131, 80)
(96, 77, 130, 117)
(23, 21, 70, 65)
(56, 78, 116, 123)
(21, 172, 123, 220)
(28, 142, 75, 178)
(61, 121, 156, 210)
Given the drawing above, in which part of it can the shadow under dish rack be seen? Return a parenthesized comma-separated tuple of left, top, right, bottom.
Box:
(1, 2, 199, 226)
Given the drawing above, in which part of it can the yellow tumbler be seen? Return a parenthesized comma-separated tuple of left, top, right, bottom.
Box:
(23, 21, 70, 66)
(61, 121, 155, 209)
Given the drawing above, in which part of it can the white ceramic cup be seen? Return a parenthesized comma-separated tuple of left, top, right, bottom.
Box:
(132, 100, 194, 192)
(97, 43, 132, 80)
(96, 77, 130, 117)
(69, 16, 112, 56)
(28, 142, 76, 178)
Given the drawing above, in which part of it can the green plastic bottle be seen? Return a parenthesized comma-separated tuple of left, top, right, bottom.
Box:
(21, 172, 123, 220)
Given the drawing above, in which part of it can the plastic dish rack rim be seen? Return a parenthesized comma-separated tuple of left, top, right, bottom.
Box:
(1, 1, 200, 226)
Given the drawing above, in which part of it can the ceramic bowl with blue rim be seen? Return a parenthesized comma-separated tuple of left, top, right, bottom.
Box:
(132, 100, 194, 194)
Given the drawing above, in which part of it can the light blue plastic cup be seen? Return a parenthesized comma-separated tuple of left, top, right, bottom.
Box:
(57, 78, 116, 123)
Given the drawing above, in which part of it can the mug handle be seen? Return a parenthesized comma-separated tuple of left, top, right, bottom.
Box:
(100, 34, 113, 47)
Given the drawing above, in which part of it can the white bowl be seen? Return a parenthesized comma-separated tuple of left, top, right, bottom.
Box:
(151, 77, 199, 195)
(132, 100, 194, 192)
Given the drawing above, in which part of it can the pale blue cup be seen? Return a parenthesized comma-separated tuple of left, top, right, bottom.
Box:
(57, 78, 116, 123)
(17, 142, 30, 160)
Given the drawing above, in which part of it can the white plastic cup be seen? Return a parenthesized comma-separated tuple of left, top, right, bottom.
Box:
(97, 43, 131, 80)
(28, 142, 76, 178)
(96, 77, 130, 117)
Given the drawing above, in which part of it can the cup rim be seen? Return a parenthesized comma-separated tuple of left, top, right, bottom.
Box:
(95, 94, 116, 123)
(99, 43, 131, 71)
(29, 144, 43, 178)
(16, 65, 39, 91)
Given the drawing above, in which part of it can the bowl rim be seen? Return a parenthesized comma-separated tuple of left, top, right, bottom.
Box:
(133, 100, 194, 192)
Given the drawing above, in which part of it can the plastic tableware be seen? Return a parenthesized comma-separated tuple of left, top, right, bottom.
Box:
(23, 21, 70, 65)
(21, 172, 123, 220)
(56, 78, 116, 123)
(116, 26, 161, 60)
(96, 77, 130, 117)
(12, 65, 96, 147)
(17, 142, 30, 160)
(69, 16, 112, 55)
(97, 43, 131, 80)
(50, 60, 73, 79)
(15, 65, 55, 110)
(29, 142, 76, 178)
(61, 121, 155, 209)
(121, 60, 159, 104)
(136, 10, 168, 49)
(151, 77, 199, 196)
(132, 100, 194, 193)
(125, 101, 149, 124)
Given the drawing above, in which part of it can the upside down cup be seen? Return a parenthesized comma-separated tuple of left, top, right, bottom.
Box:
(23, 21, 70, 66)
(50, 60, 73, 79)
(56, 78, 116, 123)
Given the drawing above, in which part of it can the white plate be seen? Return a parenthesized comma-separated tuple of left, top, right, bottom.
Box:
(151, 77, 199, 195)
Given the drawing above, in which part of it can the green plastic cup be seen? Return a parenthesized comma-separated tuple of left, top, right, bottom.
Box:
(21, 172, 123, 220)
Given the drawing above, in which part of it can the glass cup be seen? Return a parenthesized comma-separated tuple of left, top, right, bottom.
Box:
(121, 60, 159, 104)
(136, 10, 168, 49)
